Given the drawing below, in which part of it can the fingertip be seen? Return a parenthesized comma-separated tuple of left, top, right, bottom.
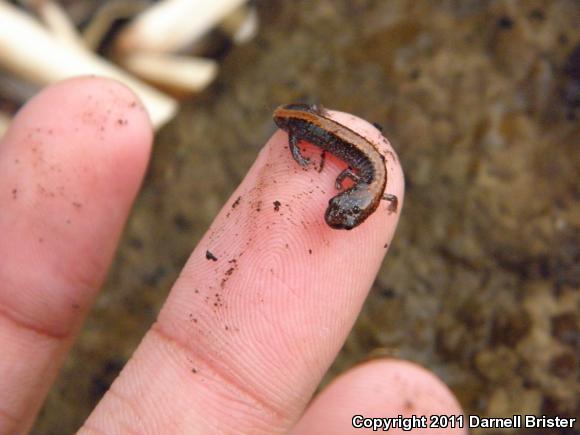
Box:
(346, 359, 463, 414)
(6, 75, 153, 157)
(292, 358, 465, 435)
(4, 75, 153, 208)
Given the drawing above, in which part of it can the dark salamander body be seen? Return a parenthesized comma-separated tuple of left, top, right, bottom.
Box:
(273, 103, 397, 230)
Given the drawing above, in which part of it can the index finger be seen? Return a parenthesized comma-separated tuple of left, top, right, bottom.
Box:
(83, 108, 404, 434)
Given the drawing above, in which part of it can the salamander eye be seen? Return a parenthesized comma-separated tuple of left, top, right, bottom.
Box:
(352, 205, 360, 214)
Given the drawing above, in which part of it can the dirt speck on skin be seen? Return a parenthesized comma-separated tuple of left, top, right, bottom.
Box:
(35, 1, 580, 433)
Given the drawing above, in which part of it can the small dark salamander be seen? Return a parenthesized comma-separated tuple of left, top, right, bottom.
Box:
(273, 103, 398, 230)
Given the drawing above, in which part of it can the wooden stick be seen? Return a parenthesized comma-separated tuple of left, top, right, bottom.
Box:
(116, 0, 246, 53)
(123, 52, 218, 93)
(36, 0, 85, 48)
(0, 1, 177, 129)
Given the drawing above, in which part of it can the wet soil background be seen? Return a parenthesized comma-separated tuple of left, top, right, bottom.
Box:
(34, 0, 579, 433)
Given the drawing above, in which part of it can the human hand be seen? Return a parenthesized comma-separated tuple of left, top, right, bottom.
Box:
(0, 77, 465, 434)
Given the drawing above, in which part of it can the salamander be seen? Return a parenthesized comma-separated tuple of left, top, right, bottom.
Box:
(273, 103, 398, 230)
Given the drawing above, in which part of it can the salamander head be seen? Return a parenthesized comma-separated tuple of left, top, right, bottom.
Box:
(324, 187, 375, 230)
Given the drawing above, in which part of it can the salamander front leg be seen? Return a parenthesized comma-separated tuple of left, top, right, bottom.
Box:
(335, 167, 360, 190)
(289, 131, 310, 167)
(382, 193, 398, 213)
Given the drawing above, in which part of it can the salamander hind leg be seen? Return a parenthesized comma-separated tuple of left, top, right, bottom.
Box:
(382, 193, 398, 213)
(335, 167, 360, 190)
(289, 132, 310, 167)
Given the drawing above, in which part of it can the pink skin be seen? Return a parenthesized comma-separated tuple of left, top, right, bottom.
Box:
(291, 360, 466, 434)
(0, 77, 465, 434)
